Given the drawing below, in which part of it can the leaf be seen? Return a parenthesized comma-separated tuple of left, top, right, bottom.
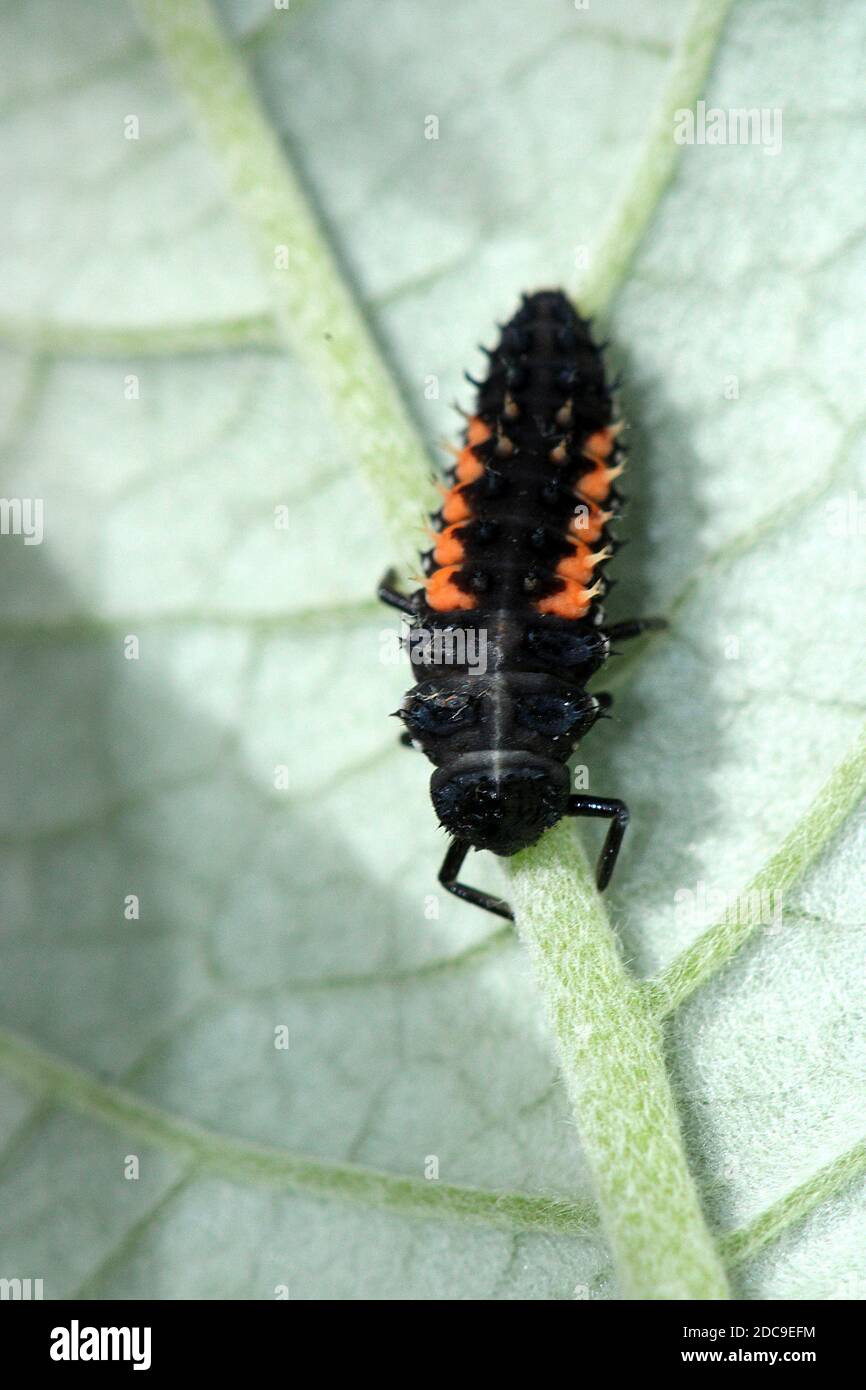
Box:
(0, 0, 864, 1300)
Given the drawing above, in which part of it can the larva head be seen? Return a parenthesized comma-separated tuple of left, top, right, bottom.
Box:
(430, 753, 570, 857)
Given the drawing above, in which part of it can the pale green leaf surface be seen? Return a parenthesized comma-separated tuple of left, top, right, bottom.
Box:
(0, 0, 864, 1299)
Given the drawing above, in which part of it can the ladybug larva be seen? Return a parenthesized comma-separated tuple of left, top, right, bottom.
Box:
(378, 290, 665, 919)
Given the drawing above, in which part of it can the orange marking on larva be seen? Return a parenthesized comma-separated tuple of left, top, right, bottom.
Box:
(583, 426, 617, 462)
(569, 502, 612, 544)
(441, 483, 472, 523)
(455, 447, 484, 484)
(554, 543, 610, 585)
(576, 461, 624, 503)
(535, 578, 602, 620)
(549, 439, 568, 464)
(425, 564, 476, 612)
(467, 416, 492, 447)
(432, 523, 466, 566)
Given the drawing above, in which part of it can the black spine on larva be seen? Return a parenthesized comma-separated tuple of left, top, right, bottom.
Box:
(398, 290, 620, 858)
(448, 291, 615, 613)
(477, 289, 611, 437)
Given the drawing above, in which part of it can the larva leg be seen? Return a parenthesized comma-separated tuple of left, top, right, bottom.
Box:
(567, 794, 630, 890)
(438, 840, 513, 921)
(604, 617, 667, 643)
(377, 568, 416, 615)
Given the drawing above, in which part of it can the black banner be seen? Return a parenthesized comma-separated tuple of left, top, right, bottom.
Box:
(0, 1298, 859, 1373)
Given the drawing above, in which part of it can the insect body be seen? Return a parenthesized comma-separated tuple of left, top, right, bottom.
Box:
(378, 290, 664, 919)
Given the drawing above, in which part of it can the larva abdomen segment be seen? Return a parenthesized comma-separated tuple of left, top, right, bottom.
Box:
(423, 290, 621, 621)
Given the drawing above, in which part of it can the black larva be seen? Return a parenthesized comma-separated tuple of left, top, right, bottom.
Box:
(378, 290, 665, 918)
